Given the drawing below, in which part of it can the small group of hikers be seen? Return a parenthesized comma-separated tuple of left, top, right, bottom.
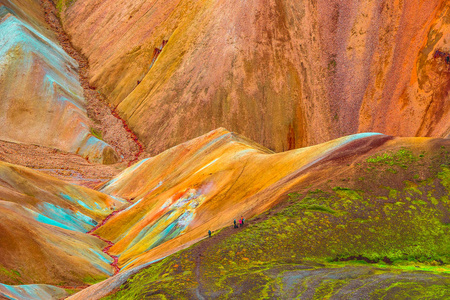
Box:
(208, 216, 245, 237)
(233, 216, 245, 228)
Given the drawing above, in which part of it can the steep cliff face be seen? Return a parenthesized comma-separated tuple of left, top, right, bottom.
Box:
(319, 0, 450, 138)
(58, 0, 450, 155)
(59, 0, 328, 154)
(0, 0, 119, 163)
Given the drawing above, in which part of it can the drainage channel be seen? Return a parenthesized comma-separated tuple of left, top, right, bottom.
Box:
(87, 199, 133, 275)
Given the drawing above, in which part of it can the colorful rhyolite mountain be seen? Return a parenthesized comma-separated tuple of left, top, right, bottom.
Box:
(0, 0, 448, 299)
(0, 128, 449, 299)
(94, 129, 388, 271)
(0, 0, 118, 164)
(58, 0, 450, 154)
(68, 128, 450, 300)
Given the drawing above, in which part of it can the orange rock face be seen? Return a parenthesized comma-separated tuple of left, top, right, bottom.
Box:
(59, 0, 450, 155)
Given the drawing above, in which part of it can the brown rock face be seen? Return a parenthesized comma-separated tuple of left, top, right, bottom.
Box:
(59, 0, 450, 155)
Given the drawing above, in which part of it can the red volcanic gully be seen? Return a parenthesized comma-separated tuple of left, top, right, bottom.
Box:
(90, 233, 120, 275)
(87, 200, 133, 275)
(39, 0, 145, 165)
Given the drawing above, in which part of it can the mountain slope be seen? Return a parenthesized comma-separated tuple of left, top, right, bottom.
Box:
(58, 0, 450, 155)
(0, 0, 118, 163)
(88, 129, 387, 272)
(0, 160, 127, 286)
(68, 133, 450, 299)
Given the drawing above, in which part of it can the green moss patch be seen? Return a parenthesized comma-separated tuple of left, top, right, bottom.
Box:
(0, 266, 23, 285)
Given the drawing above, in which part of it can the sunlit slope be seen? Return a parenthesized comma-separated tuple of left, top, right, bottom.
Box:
(0, 0, 118, 164)
(69, 134, 450, 300)
(0, 161, 127, 229)
(104, 148, 450, 299)
(0, 161, 127, 285)
(91, 128, 386, 270)
(59, 0, 450, 154)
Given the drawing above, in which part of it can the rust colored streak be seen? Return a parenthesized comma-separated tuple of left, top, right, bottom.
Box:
(87, 209, 122, 234)
(87, 198, 134, 275)
(148, 40, 168, 70)
(287, 124, 296, 150)
(90, 233, 120, 275)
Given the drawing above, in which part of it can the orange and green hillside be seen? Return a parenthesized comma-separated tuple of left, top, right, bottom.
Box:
(82, 135, 450, 299)
(0, 128, 449, 299)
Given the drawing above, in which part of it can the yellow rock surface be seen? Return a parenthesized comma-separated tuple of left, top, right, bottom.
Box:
(94, 128, 387, 270)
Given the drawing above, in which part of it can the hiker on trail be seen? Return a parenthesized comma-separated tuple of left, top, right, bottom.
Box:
(234, 219, 238, 228)
(208, 230, 212, 238)
(446, 56, 450, 64)
(239, 218, 243, 227)
(242, 217, 245, 226)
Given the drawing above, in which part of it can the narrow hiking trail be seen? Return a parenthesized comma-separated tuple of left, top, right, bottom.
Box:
(87, 198, 134, 275)
(39, 0, 145, 164)
(193, 224, 248, 298)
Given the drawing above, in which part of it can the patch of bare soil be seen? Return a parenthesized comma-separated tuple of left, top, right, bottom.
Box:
(0, 140, 121, 187)
(39, 0, 146, 164)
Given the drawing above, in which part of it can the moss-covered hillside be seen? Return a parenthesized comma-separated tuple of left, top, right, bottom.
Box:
(103, 144, 450, 299)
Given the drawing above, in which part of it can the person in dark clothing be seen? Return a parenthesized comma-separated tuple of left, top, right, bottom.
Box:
(234, 219, 237, 228)
(208, 230, 212, 237)
(446, 56, 450, 64)
(242, 217, 245, 226)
